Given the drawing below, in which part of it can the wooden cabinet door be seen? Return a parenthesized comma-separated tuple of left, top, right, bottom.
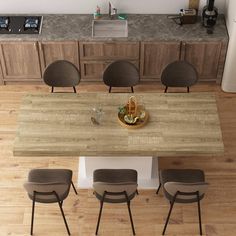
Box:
(80, 42, 139, 60)
(140, 42, 181, 80)
(0, 62, 4, 85)
(39, 41, 79, 70)
(0, 42, 42, 81)
(182, 41, 222, 80)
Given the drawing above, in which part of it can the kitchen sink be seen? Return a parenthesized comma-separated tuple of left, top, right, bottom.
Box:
(92, 20, 128, 38)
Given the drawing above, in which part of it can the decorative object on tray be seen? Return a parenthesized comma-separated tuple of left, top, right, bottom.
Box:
(118, 96, 149, 129)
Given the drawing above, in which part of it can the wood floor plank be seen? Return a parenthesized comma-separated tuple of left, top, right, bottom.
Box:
(0, 82, 236, 235)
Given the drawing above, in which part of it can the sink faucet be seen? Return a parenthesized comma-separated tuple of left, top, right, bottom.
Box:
(109, 1, 117, 19)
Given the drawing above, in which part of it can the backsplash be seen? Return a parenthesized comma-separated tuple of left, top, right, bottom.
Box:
(1, 0, 226, 14)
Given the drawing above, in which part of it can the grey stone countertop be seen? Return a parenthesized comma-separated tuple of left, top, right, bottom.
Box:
(0, 14, 228, 42)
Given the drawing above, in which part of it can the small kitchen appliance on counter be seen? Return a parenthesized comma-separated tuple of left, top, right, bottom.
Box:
(0, 16, 43, 34)
(202, 0, 218, 33)
(168, 8, 197, 25)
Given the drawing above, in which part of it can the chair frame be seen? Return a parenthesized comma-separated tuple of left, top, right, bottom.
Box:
(51, 86, 77, 93)
(29, 181, 77, 236)
(108, 86, 134, 93)
(161, 190, 202, 235)
(95, 190, 136, 236)
(164, 86, 190, 93)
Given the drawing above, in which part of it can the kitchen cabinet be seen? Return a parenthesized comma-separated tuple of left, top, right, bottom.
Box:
(0, 63, 3, 85)
(39, 41, 79, 71)
(0, 42, 42, 83)
(0, 39, 227, 84)
(140, 42, 181, 81)
(80, 60, 139, 81)
(79, 41, 139, 81)
(181, 41, 223, 81)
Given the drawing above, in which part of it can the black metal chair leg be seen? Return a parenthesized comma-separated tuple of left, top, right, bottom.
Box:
(96, 200, 104, 235)
(156, 183, 162, 195)
(124, 191, 135, 235)
(30, 192, 36, 235)
(164, 86, 168, 93)
(131, 87, 134, 93)
(54, 192, 71, 235)
(197, 191, 203, 235)
(73, 86, 77, 93)
(187, 86, 190, 93)
(71, 181, 78, 195)
(162, 192, 178, 235)
(109, 87, 112, 93)
(127, 201, 136, 235)
(136, 189, 139, 195)
(51, 87, 54, 93)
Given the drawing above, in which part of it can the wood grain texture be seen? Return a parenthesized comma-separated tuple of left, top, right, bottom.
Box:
(79, 41, 139, 60)
(39, 41, 80, 71)
(0, 42, 42, 80)
(0, 60, 4, 85)
(183, 41, 222, 81)
(14, 92, 223, 157)
(0, 83, 236, 235)
(79, 41, 140, 81)
(140, 42, 181, 80)
(80, 60, 139, 81)
(189, 0, 200, 9)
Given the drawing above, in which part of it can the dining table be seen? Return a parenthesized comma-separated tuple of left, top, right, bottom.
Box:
(13, 92, 224, 188)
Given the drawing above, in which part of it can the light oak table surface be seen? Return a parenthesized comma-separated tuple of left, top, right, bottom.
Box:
(13, 92, 224, 157)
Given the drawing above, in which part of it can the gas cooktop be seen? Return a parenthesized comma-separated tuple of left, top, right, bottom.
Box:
(0, 16, 43, 34)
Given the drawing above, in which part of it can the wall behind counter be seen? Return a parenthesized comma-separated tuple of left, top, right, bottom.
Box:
(1, 0, 226, 14)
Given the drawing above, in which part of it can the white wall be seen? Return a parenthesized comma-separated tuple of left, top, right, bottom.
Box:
(225, 0, 236, 36)
(0, 0, 226, 14)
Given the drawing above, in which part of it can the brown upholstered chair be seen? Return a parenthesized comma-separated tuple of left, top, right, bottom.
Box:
(93, 169, 138, 235)
(23, 169, 78, 235)
(103, 60, 140, 93)
(161, 61, 198, 93)
(156, 169, 208, 235)
(43, 60, 80, 93)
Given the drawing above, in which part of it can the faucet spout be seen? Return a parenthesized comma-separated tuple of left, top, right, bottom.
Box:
(108, 2, 112, 19)
(108, 1, 117, 19)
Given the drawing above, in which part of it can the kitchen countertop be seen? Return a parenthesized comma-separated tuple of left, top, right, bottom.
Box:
(0, 14, 228, 42)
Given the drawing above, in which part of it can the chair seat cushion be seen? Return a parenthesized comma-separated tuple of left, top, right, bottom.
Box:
(160, 169, 205, 203)
(93, 182, 137, 203)
(93, 169, 138, 203)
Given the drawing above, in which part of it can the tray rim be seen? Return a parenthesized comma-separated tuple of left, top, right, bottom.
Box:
(117, 110, 149, 129)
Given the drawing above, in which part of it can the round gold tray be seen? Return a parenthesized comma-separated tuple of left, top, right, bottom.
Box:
(117, 110, 149, 129)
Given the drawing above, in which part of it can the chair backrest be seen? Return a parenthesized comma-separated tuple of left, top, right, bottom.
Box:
(24, 169, 72, 203)
(103, 60, 140, 88)
(24, 182, 69, 196)
(93, 169, 138, 203)
(164, 181, 208, 201)
(43, 60, 80, 87)
(161, 60, 198, 88)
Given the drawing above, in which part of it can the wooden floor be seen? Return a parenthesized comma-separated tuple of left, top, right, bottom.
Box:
(0, 82, 236, 236)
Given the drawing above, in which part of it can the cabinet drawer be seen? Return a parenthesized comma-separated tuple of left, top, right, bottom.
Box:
(80, 60, 139, 81)
(80, 42, 139, 60)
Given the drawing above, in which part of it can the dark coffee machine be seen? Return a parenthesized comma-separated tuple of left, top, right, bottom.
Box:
(202, 0, 218, 34)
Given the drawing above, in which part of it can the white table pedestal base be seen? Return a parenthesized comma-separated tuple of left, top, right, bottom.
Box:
(78, 156, 159, 189)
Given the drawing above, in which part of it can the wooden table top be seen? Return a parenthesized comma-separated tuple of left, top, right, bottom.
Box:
(13, 92, 224, 157)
